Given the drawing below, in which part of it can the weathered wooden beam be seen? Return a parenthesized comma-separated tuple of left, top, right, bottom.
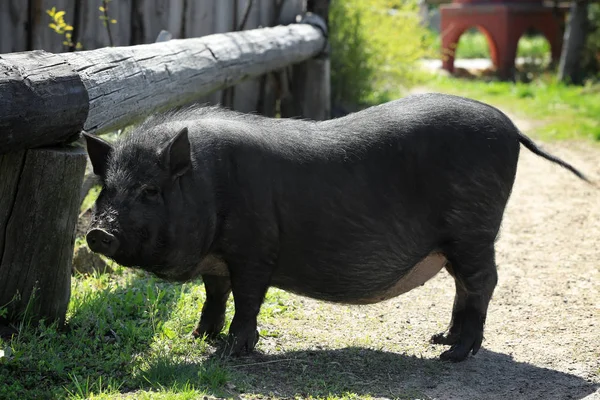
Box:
(0, 51, 89, 154)
(0, 23, 325, 155)
(283, 5, 331, 121)
(0, 145, 86, 328)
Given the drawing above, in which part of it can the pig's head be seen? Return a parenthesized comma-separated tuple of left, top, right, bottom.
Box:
(83, 127, 216, 281)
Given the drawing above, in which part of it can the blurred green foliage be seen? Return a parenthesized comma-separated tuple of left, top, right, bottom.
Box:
(329, 0, 434, 108)
(428, 29, 551, 61)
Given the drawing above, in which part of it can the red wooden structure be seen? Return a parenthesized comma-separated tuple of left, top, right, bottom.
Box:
(440, 0, 566, 78)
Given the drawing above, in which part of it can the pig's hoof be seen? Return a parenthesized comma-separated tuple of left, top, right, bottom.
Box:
(192, 318, 225, 341)
(430, 331, 459, 345)
(219, 329, 260, 357)
(438, 332, 483, 362)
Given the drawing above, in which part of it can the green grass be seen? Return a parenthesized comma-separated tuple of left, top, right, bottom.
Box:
(423, 74, 600, 141)
(0, 264, 443, 400)
(516, 34, 552, 60)
(0, 269, 236, 399)
(455, 30, 490, 59)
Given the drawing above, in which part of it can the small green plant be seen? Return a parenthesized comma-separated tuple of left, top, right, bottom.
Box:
(99, 0, 118, 47)
(46, 7, 82, 50)
(198, 360, 229, 390)
(65, 373, 123, 399)
(47, 1, 118, 51)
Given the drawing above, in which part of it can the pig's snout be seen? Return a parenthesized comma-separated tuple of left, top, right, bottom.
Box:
(87, 229, 120, 257)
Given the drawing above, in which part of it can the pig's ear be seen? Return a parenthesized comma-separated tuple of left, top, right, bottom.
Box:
(161, 127, 191, 179)
(83, 132, 113, 178)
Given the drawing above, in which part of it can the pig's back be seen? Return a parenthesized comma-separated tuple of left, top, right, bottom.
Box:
(208, 93, 521, 303)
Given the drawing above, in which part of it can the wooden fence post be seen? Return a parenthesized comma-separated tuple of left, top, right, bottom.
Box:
(0, 51, 89, 333)
(283, 0, 331, 121)
(0, 146, 87, 331)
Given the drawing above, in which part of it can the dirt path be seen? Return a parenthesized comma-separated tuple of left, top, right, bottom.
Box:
(424, 134, 600, 399)
(232, 102, 600, 399)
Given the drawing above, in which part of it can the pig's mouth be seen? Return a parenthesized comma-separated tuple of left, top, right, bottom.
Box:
(86, 228, 162, 269)
(86, 227, 204, 282)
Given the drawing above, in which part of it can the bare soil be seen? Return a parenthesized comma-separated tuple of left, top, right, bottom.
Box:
(227, 111, 600, 399)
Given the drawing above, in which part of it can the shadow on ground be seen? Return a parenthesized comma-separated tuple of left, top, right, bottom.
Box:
(141, 346, 598, 399)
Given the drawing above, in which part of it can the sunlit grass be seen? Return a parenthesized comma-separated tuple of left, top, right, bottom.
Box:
(423, 74, 600, 141)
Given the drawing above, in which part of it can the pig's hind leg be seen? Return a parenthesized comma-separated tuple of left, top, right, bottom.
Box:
(193, 275, 231, 340)
(431, 242, 498, 362)
(430, 262, 466, 346)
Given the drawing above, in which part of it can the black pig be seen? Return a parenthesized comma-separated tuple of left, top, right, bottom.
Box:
(84, 93, 588, 362)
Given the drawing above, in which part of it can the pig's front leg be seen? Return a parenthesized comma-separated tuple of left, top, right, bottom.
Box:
(220, 259, 273, 356)
(193, 275, 231, 339)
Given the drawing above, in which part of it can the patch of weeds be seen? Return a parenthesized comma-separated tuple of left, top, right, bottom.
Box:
(260, 288, 296, 321)
(65, 374, 123, 399)
(198, 360, 229, 390)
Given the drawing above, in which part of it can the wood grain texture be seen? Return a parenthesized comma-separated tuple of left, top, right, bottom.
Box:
(131, 0, 185, 44)
(280, 0, 304, 24)
(64, 23, 325, 135)
(131, 0, 181, 44)
(0, 1, 29, 53)
(0, 146, 86, 326)
(184, 0, 216, 38)
(288, 57, 331, 120)
(1, 23, 325, 151)
(286, 2, 331, 121)
(184, 0, 219, 105)
(232, 0, 263, 113)
(0, 51, 89, 154)
(255, 0, 281, 117)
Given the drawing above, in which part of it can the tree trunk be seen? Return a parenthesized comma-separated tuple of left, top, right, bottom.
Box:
(558, 0, 589, 84)
(0, 146, 86, 329)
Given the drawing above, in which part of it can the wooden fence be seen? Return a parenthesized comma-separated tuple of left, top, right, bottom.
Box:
(0, 0, 330, 332)
(0, 0, 309, 114)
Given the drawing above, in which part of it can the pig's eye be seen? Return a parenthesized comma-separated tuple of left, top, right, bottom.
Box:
(141, 186, 160, 200)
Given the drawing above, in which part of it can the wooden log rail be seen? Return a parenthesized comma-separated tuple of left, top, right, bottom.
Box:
(0, 17, 328, 332)
(0, 20, 327, 155)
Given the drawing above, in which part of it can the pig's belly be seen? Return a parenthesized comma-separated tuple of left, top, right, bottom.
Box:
(273, 252, 448, 305)
(352, 253, 447, 304)
(195, 253, 448, 304)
